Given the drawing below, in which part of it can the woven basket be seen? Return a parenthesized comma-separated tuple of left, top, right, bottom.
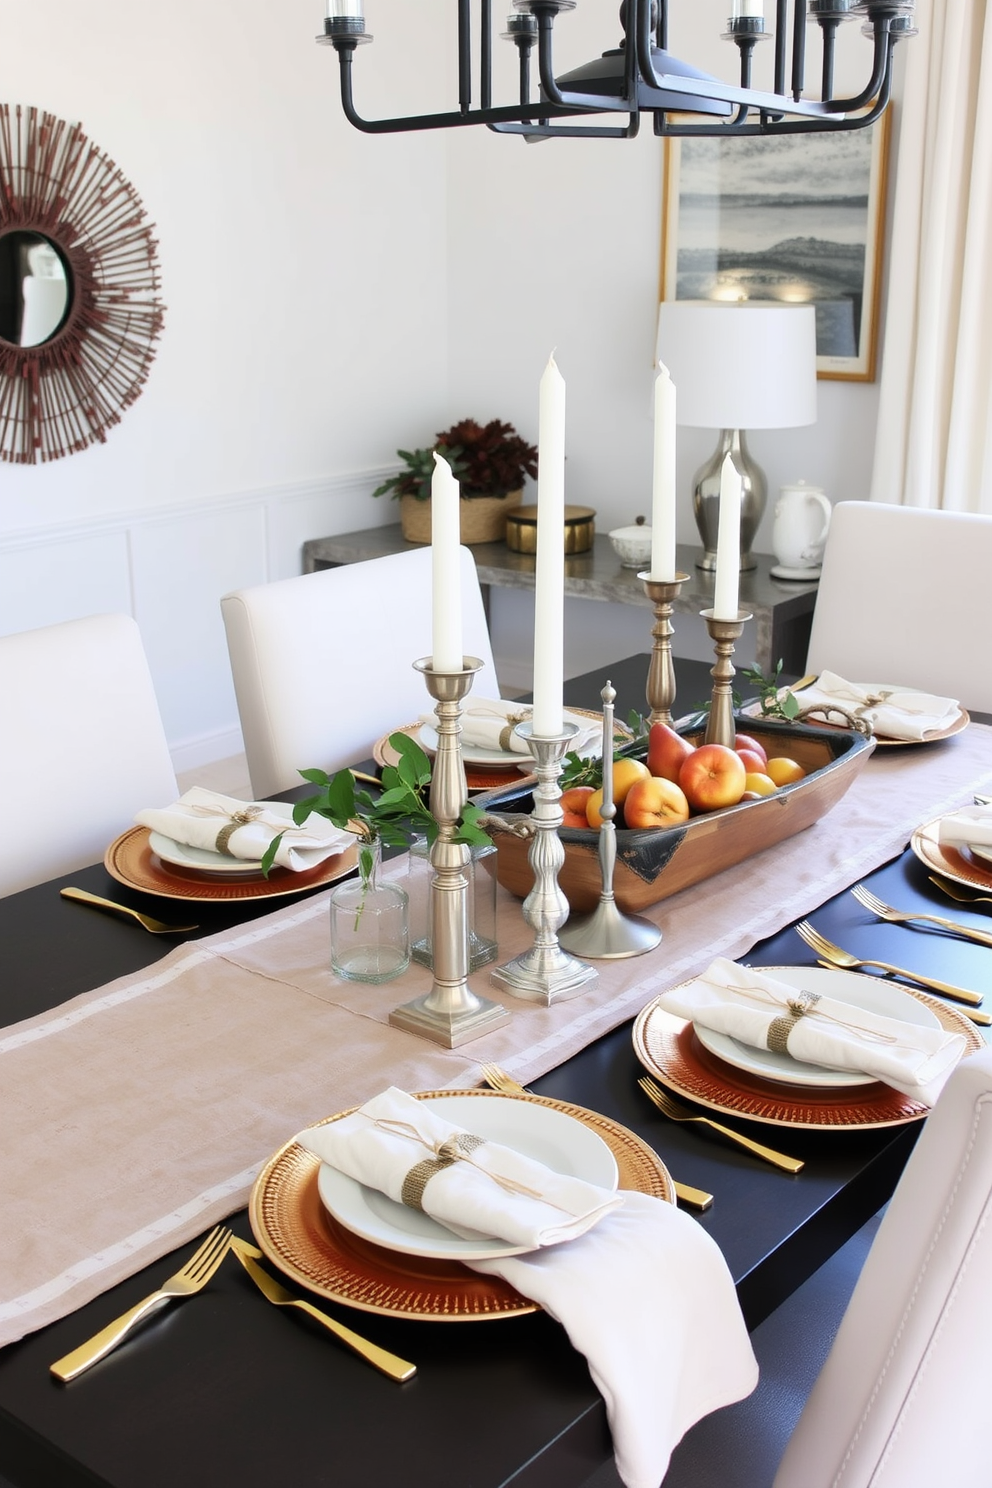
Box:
(399, 489, 523, 546)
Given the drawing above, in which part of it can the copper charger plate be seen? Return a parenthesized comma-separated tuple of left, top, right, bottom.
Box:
(249, 1088, 674, 1322)
(105, 827, 358, 902)
(633, 968, 982, 1132)
(911, 816, 992, 895)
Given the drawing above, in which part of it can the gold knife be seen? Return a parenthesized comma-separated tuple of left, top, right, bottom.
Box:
(230, 1238, 416, 1382)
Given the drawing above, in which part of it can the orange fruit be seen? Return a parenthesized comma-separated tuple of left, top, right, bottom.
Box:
(766, 756, 805, 786)
(586, 758, 650, 828)
(744, 771, 778, 796)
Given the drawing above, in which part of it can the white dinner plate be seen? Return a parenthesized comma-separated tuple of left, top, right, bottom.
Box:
(693, 965, 941, 1089)
(971, 844, 992, 866)
(149, 800, 297, 875)
(316, 1093, 619, 1261)
(418, 708, 600, 768)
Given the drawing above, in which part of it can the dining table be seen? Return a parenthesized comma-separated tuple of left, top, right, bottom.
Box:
(1, 652, 990, 1488)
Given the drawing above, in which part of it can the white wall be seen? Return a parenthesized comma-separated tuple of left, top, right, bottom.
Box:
(0, 0, 451, 763)
(1, 1, 902, 752)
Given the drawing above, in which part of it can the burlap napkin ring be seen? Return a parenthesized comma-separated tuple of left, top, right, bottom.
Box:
(215, 806, 264, 856)
(766, 991, 821, 1054)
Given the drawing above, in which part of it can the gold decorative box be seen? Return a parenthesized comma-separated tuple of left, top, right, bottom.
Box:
(505, 504, 596, 555)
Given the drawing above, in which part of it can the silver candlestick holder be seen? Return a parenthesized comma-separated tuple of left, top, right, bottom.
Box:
(389, 657, 510, 1048)
(701, 609, 753, 750)
(558, 682, 662, 960)
(491, 721, 598, 1005)
(640, 571, 690, 726)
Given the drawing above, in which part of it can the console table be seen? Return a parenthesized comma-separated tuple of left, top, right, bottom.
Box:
(302, 525, 818, 673)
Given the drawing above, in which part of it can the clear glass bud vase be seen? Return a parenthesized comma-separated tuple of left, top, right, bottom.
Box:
(329, 835, 409, 984)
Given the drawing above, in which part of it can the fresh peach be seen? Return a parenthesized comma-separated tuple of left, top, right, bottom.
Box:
(560, 786, 595, 828)
(623, 775, 691, 830)
(734, 733, 768, 765)
(586, 758, 650, 828)
(678, 743, 747, 812)
(646, 721, 695, 783)
(736, 748, 767, 776)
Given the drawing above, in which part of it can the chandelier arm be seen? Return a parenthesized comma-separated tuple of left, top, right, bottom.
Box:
(488, 114, 640, 140)
(336, 44, 595, 132)
(819, 21, 894, 112)
(652, 71, 892, 137)
(531, 6, 631, 113)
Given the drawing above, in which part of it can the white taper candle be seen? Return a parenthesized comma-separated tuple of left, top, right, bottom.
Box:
(532, 353, 566, 737)
(650, 361, 677, 581)
(431, 451, 463, 672)
(712, 453, 742, 621)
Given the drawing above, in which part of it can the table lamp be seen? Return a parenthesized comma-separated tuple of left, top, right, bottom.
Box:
(656, 301, 817, 571)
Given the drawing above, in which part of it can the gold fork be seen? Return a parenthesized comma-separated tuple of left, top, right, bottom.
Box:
(851, 884, 992, 949)
(230, 1238, 415, 1382)
(51, 1225, 232, 1382)
(637, 1076, 804, 1174)
(61, 887, 198, 935)
(479, 1063, 715, 1211)
(795, 920, 983, 1007)
(929, 876, 992, 908)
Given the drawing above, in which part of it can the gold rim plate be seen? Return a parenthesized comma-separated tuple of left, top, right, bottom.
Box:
(249, 1089, 674, 1321)
(911, 816, 992, 895)
(633, 966, 982, 1131)
(788, 689, 970, 746)
(105, 826, 358, 902)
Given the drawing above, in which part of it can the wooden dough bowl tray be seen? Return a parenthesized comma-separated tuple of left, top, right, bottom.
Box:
(483, 717, 875, 915)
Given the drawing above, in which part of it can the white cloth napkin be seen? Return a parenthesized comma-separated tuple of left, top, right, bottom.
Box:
(297, 1087, 623, 1248)
(791, 671, 960, 741)
(472, 1193, 758, 1488)
(939, 803, 992, 853)
(659, 958, 966, 1106)
(135, 787, 355, 872)
(419, 697, 601, 757)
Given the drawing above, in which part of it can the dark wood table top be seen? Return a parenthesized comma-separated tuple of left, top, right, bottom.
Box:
(1, 655, 988, 1488)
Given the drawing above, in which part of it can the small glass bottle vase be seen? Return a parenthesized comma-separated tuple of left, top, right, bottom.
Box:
(329, 836, 409, 984)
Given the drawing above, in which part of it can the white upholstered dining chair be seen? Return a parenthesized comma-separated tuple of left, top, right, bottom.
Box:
(0, 614, 177, 897)
(221, 545, 498, 798)
(649, 1046, 992, 1488)
(806, 501, 992, 712)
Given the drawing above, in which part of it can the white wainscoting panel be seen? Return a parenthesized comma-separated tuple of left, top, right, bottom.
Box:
(0, 471, 395, 773)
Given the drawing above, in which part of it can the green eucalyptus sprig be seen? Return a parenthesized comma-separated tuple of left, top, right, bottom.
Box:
(740, 660, 801, 722)
(558, 710, 648, 792)
(260, 732, 491, 880)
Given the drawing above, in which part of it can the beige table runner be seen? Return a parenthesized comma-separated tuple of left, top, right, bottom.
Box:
(2, 728, 990, 1347)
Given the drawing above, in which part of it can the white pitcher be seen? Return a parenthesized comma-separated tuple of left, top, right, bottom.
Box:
(771, 482, 832, 579)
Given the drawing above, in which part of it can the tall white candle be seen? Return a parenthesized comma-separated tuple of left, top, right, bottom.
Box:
(650, 361, 677, 581)
(532, 353, 566, 737)
(713, 453, 742, 621)
(431, 451, 462, 673)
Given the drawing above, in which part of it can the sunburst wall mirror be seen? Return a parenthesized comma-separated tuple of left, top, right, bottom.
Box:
(0, 104, 164, 464)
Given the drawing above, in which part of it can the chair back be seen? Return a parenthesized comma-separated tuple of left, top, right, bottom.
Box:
(221, 545, 497, 798)
(774, 1047, 992, 1488)
(0, 614, 177, 896)
(806, 501, 992, 712)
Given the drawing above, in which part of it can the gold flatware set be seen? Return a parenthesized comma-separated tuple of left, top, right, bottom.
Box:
(636, 1076, 804, 1175)
(930, 875, 992, 907)
(851, 884, 992, 948)
(52, 1226, 416, 1385)
(60, 886, 198, 935)
(795, 919, 988, 1022)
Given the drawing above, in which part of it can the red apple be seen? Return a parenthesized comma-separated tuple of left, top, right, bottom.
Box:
(560, 785, 595, 829)
(736, 748, 767, 776)
(679, 743, 747, 812)
(623, 775, 691, 830)
(734, 733, 767, 765)
(647, 721, 695, 783)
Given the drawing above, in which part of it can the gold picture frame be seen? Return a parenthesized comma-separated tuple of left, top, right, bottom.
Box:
(660, 112, 891, 382)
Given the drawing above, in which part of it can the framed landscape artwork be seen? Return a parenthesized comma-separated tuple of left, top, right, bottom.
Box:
(660, 114, 890, 381)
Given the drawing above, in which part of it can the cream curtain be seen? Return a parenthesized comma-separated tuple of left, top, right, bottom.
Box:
(870, 0, 992, 514)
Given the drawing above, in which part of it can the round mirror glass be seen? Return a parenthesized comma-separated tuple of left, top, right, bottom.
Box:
(0, 231, 71, 347)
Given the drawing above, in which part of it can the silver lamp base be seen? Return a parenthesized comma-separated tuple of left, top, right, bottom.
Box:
(693, 428, 764, 572)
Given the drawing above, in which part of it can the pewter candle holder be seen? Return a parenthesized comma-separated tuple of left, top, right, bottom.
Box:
(640, 571, 689, 726)
(389, 657, 510, 1048)
(491, 721, 598, 1005)
(558, 683, 662, 960)
(701, 608, 753, 750)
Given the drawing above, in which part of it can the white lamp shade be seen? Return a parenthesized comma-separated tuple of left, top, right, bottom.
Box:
(656, 301, 817, 429)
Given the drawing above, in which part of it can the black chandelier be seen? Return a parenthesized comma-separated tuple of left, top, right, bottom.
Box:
(318, 0, 916, 142)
